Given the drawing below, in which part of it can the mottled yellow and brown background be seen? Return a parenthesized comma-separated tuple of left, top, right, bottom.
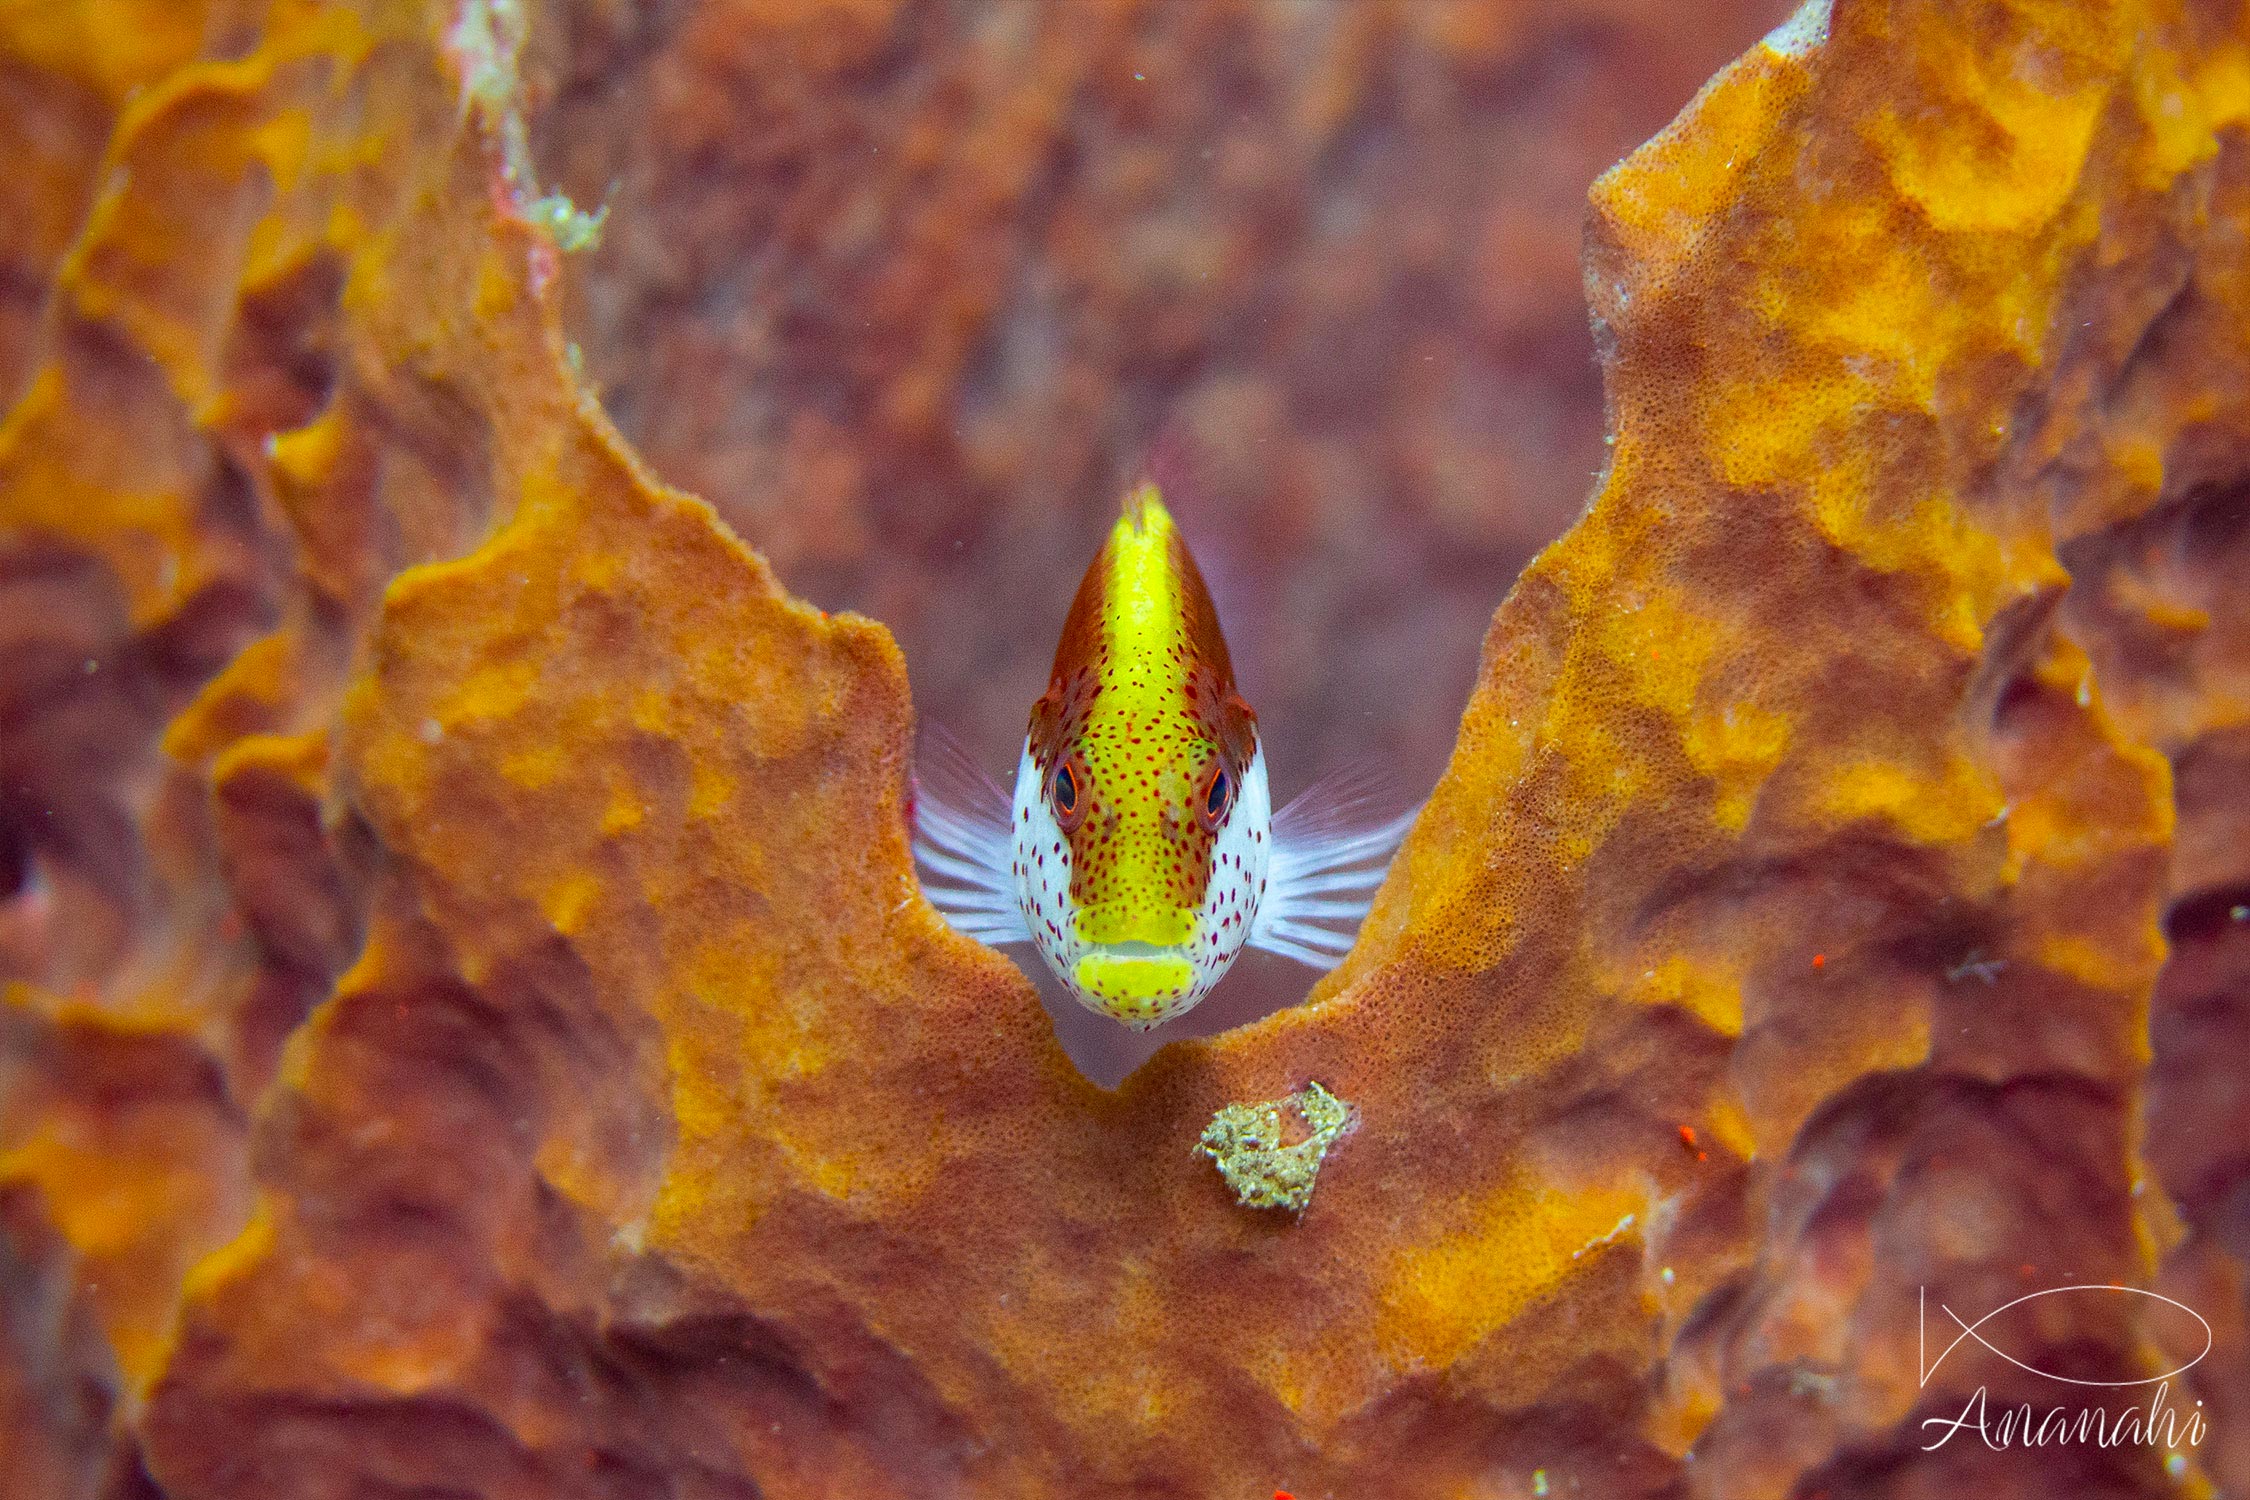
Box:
(3, 1, 2248, 1498)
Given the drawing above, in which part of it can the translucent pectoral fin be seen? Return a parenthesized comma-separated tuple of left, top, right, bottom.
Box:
(1248, 762, 1419, 971)
(911, 725, 1034, 946)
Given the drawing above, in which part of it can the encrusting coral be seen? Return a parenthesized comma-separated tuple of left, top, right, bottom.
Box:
(2, 0, 2249, 1497)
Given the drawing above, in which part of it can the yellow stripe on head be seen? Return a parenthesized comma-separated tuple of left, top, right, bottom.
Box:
(1078, 485, 1193, 944)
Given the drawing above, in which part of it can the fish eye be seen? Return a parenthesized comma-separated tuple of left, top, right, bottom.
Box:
(1050, 758, 1088, 831)
(1196, 763, 1233, 831)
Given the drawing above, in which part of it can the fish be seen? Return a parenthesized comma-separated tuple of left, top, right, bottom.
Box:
(912, 482, 1417, 1029)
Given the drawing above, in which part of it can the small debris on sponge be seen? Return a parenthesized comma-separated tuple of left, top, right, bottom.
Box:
(1196, 1081, 1353, 1214)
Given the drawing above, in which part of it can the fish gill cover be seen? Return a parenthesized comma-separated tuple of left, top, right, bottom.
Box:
(0, 0, 2247, 1497)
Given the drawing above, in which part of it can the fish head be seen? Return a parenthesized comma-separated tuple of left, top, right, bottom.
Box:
(1010, 486, 1271, 1027)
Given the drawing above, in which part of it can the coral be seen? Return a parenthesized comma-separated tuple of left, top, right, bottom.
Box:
(1197, 1081, 1353, 1213)
(0, 3, 2246, 1500)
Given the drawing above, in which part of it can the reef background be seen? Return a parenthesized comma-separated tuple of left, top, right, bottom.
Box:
(4, 1, 2249, 1498)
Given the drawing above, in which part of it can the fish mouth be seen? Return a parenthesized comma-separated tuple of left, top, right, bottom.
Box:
(1093, 939, 1180, 960)
(1074, 942, 1195, 1022)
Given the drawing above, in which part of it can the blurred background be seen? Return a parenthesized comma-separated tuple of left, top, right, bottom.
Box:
(520, 0, 1797, 1073)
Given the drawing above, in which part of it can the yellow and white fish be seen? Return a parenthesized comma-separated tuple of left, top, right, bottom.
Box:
(913, 484, 1416, 1029)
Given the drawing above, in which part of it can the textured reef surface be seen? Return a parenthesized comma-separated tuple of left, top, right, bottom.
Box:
(3, 1, 2250, 1498)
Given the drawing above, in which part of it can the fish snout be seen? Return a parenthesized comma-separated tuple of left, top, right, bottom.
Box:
(1072, 900, 1195, 949)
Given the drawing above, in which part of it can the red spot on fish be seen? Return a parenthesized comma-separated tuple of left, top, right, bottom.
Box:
(1810, 952, 1826, 970)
